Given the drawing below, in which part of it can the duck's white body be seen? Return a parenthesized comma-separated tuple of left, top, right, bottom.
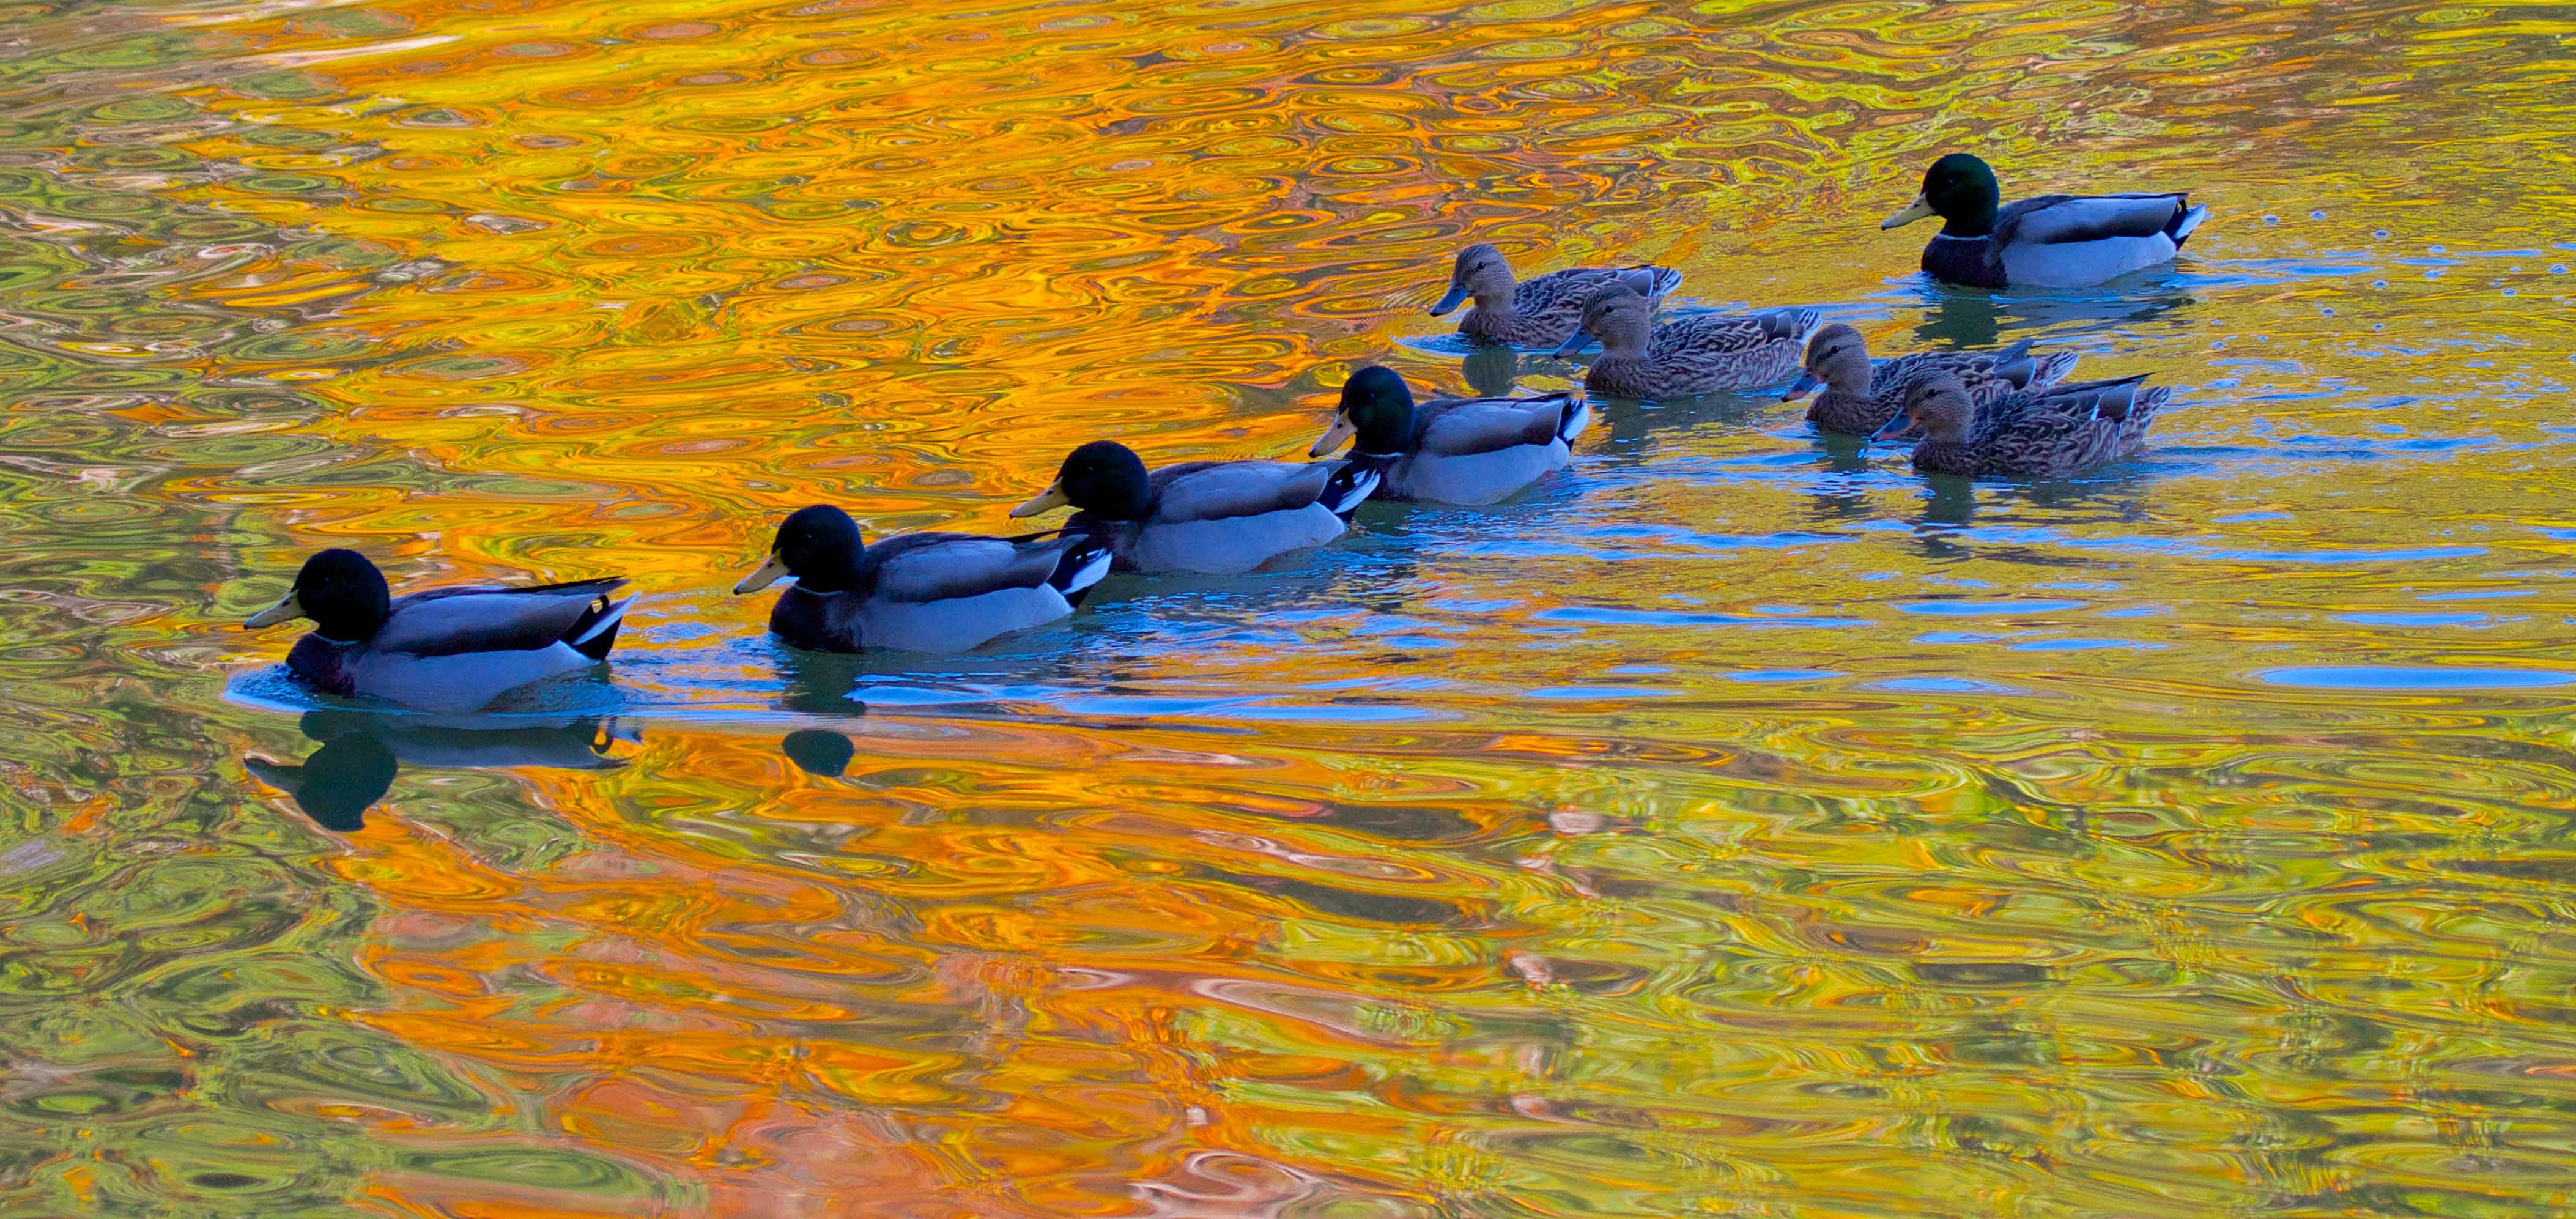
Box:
(337, 643, 598, 714)
(273, 576, 631, 714)
(1922, 194, 2208, 289)
(760, 530, 1111, 654)
(1077, 459, 1375, 575)
(1123, 502, 1349, 574)
(1384, 442, 1569, 506)
(1366, 393, 1590, 506)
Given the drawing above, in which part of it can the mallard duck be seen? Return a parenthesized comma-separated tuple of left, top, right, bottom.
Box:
(1874, 371, 2173, 478)
(1010, 440, 1377, 574)
(1882, 153, 2207, 289)
(1784, 322, 2081, 436)
(731, 504, 1111, 653)
(243, 549, 630, 712)
(1553, 285, 1817, 399)
(1306, 366, 1588, 506)
(1432, 243, 1681, 349)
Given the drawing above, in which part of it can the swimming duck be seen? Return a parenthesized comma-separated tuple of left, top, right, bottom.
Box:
(1553, 285, 1818, 399)
(732, 504, 1112, 653)
(1432, 243, 1681, 349)
(1875, 371, 2173, 479)
(243, 549, 631, 712)
(1307, 366, 1588, 506)
(1784, 322, 2081, 436)
(1010, 440, 1377, 574)
(1882, 153, 2207, 289)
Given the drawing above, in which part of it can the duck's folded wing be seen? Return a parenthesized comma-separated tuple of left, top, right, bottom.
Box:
(1610, 265, 1682, 300)
(2021, 374, 2154, 423)
(1152, 460, 1332, 522)
(1660, 308, 1815, 355)
(1508, 267, 1609, 317)
(1418, 395, 1574, 457)
(867, 533, 1064, 602)
(372, 579, 626, 656)
(2000, 194, 2189, 245)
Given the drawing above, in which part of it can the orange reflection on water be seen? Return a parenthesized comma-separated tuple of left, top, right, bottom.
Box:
(9, 0, 2576, 1212)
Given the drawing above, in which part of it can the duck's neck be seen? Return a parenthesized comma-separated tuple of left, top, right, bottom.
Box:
(1586, 355, 1653, 398)
(1912, 438, 1979, 476)
(1810, 388, 1875, 428)
(794, 562, 864, 595)
(1939, 197, 1998, 239)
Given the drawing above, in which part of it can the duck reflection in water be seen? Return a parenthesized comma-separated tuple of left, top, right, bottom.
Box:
(774, 646, 869, 716)
(1910, 280, 2194, 351)
(244, 710, 637, 831)
(781, 728, 857, 777)
(1460, 344, 1522, 398)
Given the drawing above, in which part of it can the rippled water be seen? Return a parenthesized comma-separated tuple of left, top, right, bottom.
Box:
(6, 0, 2576, 1212)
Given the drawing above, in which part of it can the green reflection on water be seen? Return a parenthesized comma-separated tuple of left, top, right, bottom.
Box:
(4, 0, 2576, 1212)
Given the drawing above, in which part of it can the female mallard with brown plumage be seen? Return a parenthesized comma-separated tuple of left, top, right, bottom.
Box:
(1553, 284, 1818, 400)
(1430, 243, 1681, 349)
(1784, 323, 2081, 436)
(1875, 371, 2173, 479)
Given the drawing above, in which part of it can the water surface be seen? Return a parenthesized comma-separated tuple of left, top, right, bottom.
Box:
(6, 0, 2576, 1213)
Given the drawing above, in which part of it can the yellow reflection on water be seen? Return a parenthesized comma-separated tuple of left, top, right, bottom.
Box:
(5, 0, 2576, 1212)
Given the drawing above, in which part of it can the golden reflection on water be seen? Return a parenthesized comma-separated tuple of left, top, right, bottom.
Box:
(5, 0, 2576, 1212)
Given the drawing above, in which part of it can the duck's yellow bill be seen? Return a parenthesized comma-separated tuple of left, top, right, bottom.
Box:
(1308, 413, 1358, 458)
(243, 589, 300, 629)
(732, 552, 790, 595)
(1881, 193, 1936, 230)
(1010, 481, 1070, 518)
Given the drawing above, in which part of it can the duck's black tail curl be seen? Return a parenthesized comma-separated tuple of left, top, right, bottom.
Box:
(1048, 536, 1116, 607)
(567, 593, 633, 661)
(1320, 457, 1386, 520)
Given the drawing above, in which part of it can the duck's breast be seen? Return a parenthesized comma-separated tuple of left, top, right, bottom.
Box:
(286, 635, 360, 697)
(856, 587, 1076, 653)
(1128, 505, 1345, 574)
(2001, 234, 2179, 288)
(1397, 442, 1567, 505)
(345, 643, 593, 713)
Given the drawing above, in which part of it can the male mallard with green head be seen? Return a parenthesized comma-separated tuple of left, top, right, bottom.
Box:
(1308, 366, 1588, 506)
(242, 549, 630, 712)
(732, 505, 1112, 653)
(1884, 153, 2206, 289)
(1010, 441, 1377, 574)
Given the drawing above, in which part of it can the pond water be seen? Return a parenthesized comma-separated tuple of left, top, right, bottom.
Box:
(5, 0, 2576, 1212)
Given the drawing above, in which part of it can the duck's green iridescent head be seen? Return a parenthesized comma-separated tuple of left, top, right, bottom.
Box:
(736, 504, 864, 595)
(1013, 440, 1152, 521)
(1882, 153, 2002, 238)
(244, 547, 392, 641)
(1312, 366, 1414, 458)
